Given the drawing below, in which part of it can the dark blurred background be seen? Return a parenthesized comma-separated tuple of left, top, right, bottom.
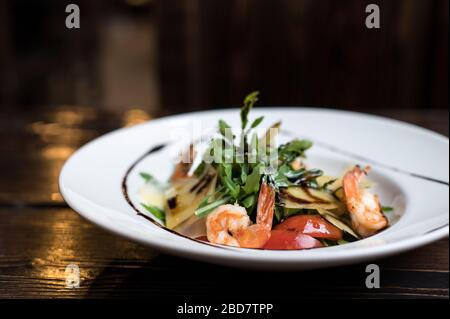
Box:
(0, 0, 448, 113)
(0, 0, 448, 205)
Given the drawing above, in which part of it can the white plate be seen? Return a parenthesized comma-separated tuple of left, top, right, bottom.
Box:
(59, 108, 449, 270)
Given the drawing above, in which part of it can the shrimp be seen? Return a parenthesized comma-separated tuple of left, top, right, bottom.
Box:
(343, 165, 388, 238)
(206, 182, 275, 248)
(205, 205, 251, 247)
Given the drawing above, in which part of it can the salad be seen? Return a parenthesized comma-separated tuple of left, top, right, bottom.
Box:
(138, 92, 390, 250)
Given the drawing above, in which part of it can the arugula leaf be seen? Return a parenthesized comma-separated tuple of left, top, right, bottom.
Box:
(222, 163, 232, 179)
(141, 203, 165, 222)
(243, 163, 262, 194)
(210, 138, 225, 163)
(240, 163, 248, 184)
(139, 172, 155, 183)
(240, 91, 260, 130)
(288, 139, 313, 151)
(216, 163, 239, 199)
(140, 172, 168, 188)
(319, 239, 340, 247)
(193, 161, 207, 177)
(242, 194, 258, 216)
(286, 169, 323, 184)
(271, 165, 323, 189)
(273, 205, 282, 222)
(272, 165, 291, 189)
(218, 119, 232, 138)
(250, 116, 264, 129)
(222, 175, 240, 199)
(241, 193, 257, 209)
(283, 208, 303, 218)
(278, 139, 313, 163)
(247, 132, 259, 164)
(197, 194, 212, 209)
(195, 196, 232, 217)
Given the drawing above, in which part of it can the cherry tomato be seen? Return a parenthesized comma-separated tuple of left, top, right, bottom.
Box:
(263, 230, 323, 250)
(274, 215, 343, 240)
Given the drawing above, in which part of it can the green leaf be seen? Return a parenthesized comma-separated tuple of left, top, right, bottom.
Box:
(240, 91, 260, 130)
(243, 163, 262, 194)
(193, 161, 206, 177)
(272, 164, 291, 188)
(218, 119, 231, 138)
(196, 186, 227, 212)
(222, 163, 232, 179)
(241, 194, 257, 210)
(284, 208, 303, 218)
(195, 196, 232, 217)
(139, 172, 155, 183)
(141, 203, 165, 222)
(197, 194, 213, 210)
(286, 169, 323, 184)
(250, 116, 264, 129)
(319, 239, 340, 247)
(284, 139, 313, 153)
(382, 206, 394, 212)
(247, 132, 259, 163)
(222, 175, 240, 199)
(274, 205, 282, 222)
(210, 138, 224, 163)
(278, 139, 313, 163)
(240, 163, 248, 184)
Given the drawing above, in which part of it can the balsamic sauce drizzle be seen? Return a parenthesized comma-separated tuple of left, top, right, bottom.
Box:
(121, 143, 167, 215)
(281, 129, 449, 187)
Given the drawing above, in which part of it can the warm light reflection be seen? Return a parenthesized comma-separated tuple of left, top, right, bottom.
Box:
(52, 106, 97, 125)
(41, 146, 75, 160)
(122, 108, 152, 127)
(27, 106, 156, 290)
(31, 217, 99, 291)
(46, 160, 68, 203)
(51, 192, 63, 202)
(29, 106, 97, 145)
(29, 121, 95, 145)
(53, 110, 84, 126)
(28, 106, 99, 205)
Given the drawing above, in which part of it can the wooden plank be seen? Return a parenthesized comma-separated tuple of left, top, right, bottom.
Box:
(0, 208, 447, 298)
(0, 107, 123, 205)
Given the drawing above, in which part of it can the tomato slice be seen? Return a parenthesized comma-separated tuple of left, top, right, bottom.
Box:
(263, 230, 323, 250)
(274, 215, 343, 240)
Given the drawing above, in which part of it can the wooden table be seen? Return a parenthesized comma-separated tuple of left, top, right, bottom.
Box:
(0, 106, 448, 299)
